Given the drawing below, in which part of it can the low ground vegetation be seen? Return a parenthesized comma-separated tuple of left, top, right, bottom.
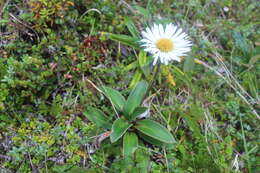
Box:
(0, 0, 259, 172)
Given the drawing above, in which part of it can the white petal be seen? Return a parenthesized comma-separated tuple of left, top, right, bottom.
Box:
(165, 24, 173, 38)
(158, 24, 164, 37)
(144, 47, 159, 54)
(141, 31, 152, 41)
(170, 54, 181, 62)
(169, 25, 178, 38)
(153, 54, 159, 65)
(175, 28, 183, 37)
(140, 23, 192, 65)
(154, 24, 161, 38)
(146, 27, 156, 42)
(140, 39, 153, 44)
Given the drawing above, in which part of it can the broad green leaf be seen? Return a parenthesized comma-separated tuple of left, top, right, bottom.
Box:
(83, 107, 112, 129)
(135, 119, 175, 143)
(110, 118, 132, 143)
(101, 86, 126, 111)
(129, 70, 142, 89)
(104, 32, 139, 49)
(125, 16, 139, 39)
(124, 80, 148, 117)
(138, 132, 174, 148)
(130, 107, 148, 121)
(123, 132, 138, 157)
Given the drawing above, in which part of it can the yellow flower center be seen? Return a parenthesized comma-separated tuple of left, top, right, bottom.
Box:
(155, 38, 174, 52)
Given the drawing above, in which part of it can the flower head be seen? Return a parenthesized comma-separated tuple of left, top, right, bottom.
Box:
(140, 23, 192, 65)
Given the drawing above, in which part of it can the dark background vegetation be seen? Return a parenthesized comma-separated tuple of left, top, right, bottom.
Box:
(0, 0, 259, 172)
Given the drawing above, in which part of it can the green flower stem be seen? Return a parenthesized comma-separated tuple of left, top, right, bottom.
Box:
(146, 63, 161, 96)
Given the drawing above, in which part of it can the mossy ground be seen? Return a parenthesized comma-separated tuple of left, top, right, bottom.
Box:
(0, 0, 259, 172)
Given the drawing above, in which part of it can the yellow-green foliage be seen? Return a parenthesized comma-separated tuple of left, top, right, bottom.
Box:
(0, 0, 259, 172)
(28, 0, 74, 28)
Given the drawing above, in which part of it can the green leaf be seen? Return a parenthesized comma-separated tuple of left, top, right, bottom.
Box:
(83, 107, 112, 129)
(138, 51, 147, 67)
(134, 5, 150, 18)
(123, 132, 138, 157)
(0, 62, 6, 79)
(104, 32, 140, 49)
(0, 19, 9, 25)
(138, 132, 174, 148)
(138, 51, 151, 78)
(130, 107, 148, 121)
(129, 70, 142, 89)
(135, 119, 175, 143)
(124, 61, 138, 72)
(124, 80, 148, 117)
(125, 16, 139, 39)
(110, 118, 132, 143)
(101, 86, 126, 111)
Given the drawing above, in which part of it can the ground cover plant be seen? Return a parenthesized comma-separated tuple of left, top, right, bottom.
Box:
(0, 0, 259, 172)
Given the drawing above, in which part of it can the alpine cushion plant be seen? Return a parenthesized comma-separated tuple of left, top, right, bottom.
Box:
(83, 80, 175, 157)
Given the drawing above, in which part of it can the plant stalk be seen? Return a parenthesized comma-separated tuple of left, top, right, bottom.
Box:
(146, 63, 161, 97)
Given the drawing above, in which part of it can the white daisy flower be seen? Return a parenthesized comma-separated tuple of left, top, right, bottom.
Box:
(140, 23, 192, 65)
